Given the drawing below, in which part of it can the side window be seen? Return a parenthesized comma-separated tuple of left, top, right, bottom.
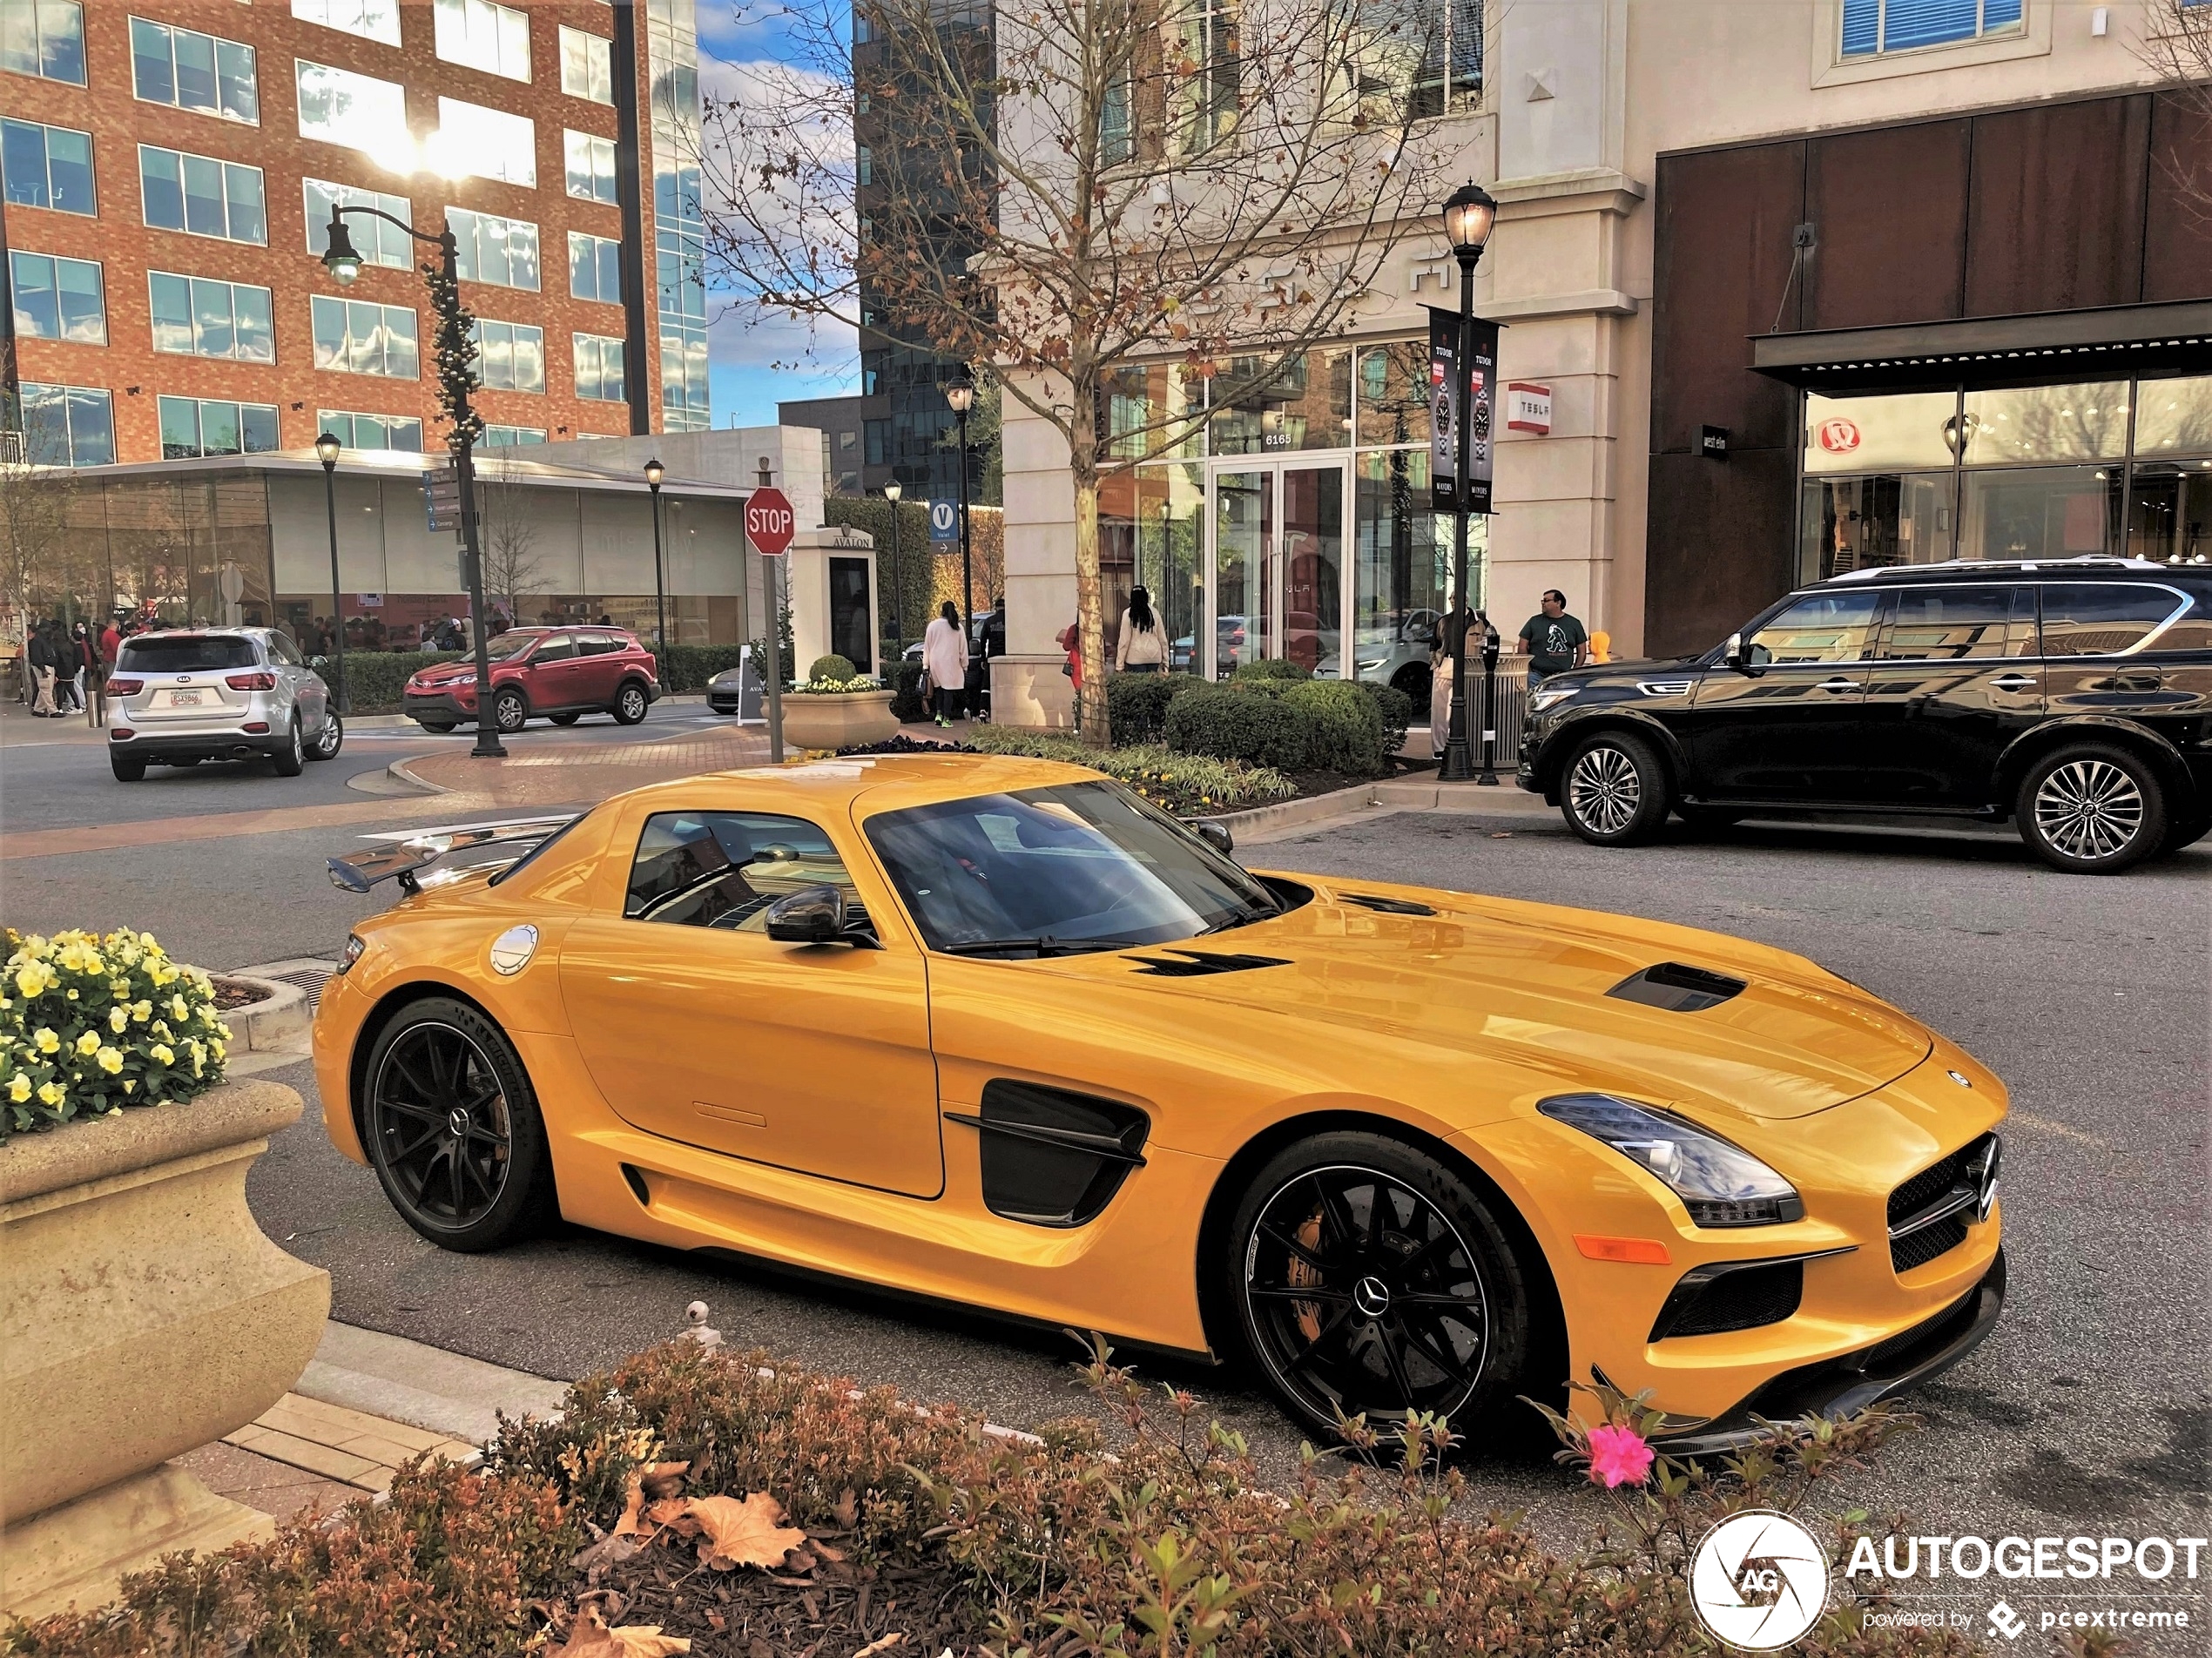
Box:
(2039, 584, 2186, 657)
(1745, 591, 1881, 665)
(577, 632, 621, 656)
(625, 811, 858, 931)
(1876, 586, 2032, 661)
(268, 631, 303, 665)
(2145, 586, 2212, 654)
(533, 633, 577, 663)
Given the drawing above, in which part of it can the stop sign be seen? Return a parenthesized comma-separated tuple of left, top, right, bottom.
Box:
(745, 487, 796, 556)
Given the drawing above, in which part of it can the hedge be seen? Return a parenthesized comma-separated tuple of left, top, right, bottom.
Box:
(1362, 678, 1415, 757)
(1163, 682, 1310, 771)
(657, 644, 749, 695)
(887, 659, 928, 722)
(962, 725, 1294, 813)
(1105, 669, 1198, 745)
(1231, 657, 1312, 684)
(326, 650, 463, 714)
(807, 654, 858, 683)
(1282, 678, 1389, 775)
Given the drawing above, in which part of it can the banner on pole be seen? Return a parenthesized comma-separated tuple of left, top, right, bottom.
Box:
(1428, 308, 1458, 513)
(1426, 307, 1500, 516)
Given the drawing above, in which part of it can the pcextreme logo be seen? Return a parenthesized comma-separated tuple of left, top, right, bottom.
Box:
(1689, 1511, 1831, 1651)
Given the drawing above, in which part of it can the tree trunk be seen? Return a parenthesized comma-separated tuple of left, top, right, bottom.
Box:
(1071, 459, 1109, 747)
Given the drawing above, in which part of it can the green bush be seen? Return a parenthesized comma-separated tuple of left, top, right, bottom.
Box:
(808, 653, 858, 683)
(964, 725, 1294, 813)
(1283, 679, 1389, 775)
(1231, 657, 1311, 684)
(1105, 670, 1197, 745)
(1360, 679, 1414, 758)
(1163, 683, 1308, 771)
(888, 659, 928, 722)
(657, 644, 750, 695)
(328, 650, 463, 713)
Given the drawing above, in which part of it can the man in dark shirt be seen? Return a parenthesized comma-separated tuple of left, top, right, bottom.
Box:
(1517, 590, 1589, 685)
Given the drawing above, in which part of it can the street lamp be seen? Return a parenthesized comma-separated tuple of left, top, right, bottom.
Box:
(1438, 180, 1496, 785)
(644, 458, 667, 650)
(314, 431, 348, 714)
(883, 479, 905, 657)
(944, 365, 976, 633)
(320, 205, 505, 756)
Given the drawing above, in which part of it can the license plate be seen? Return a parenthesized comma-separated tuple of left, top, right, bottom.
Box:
(162, 689, 205, 708)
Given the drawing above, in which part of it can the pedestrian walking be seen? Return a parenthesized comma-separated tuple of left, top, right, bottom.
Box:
(75, 621, 105, 725)
(922, 600, 968, 726)
(1114, 586, 1166, 674)
(1516, 590, 1589, 687)
(27, 624, 57, 716)
(47, 623, 81, 713)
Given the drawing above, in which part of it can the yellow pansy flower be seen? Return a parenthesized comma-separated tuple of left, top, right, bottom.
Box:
(8, 1075, 30, 1103)
(170, 994, 191, 1021)
(37, 1081, 64, 1106)
(131, 1001, 152, 1022)
(33, 1028, 59, 1055)
(109, 1006, 129, 1033)
(75, 1030, 100, 1055)
(150, 1044, 175, 1066)
(96, 1046, 125, 1075)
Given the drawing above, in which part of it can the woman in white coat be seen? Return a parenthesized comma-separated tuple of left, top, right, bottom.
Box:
(922, 600, 968, 725)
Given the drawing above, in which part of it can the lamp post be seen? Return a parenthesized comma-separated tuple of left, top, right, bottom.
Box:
(314, 431, 348, 713)
(883, 479, 905, 658)
(944, 367, 976, 630)
(644, 458, 667, 650)
(1438, 181, 1496, 784)
(319, 205, 504, 756)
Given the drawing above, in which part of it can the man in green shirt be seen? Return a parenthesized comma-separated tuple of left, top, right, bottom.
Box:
(1517, 590, 1589, 685)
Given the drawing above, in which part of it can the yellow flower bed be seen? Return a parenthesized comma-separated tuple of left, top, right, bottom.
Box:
(0, 928, 230, 1140)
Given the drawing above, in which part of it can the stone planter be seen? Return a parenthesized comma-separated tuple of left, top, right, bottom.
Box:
(780, 689, 900, 751)
(0, 1079, 331, 1621)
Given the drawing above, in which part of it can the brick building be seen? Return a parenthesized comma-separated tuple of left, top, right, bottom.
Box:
(2, 0, 708, 468)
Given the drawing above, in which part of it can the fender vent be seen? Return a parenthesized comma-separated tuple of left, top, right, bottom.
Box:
(1608, 961, 1746, 1012)
(1339, 893, 1437, 916)
(1129, 949, 1291, 977)
(1650, 1259, 1805, 1341)
(947, 1081, 1150, 1228)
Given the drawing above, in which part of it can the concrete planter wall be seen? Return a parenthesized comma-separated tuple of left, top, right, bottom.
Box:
(780, 689, 900, 751)
(0, 1079, 331, 1621)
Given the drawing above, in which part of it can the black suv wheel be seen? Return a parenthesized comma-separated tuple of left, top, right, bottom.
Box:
(2015, 744, 2167, 875)
(1559, 730, 1669, 846)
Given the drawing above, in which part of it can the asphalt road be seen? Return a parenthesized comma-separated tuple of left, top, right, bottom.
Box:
(6, 772, 2207, 1629)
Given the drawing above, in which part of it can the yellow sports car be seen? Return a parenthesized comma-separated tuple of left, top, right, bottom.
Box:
(315, 753, 2006, 1448)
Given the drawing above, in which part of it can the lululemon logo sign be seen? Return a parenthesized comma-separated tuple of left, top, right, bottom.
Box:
(1815, 418, 1863, 455)
(1689, 1511, 1831, 1650)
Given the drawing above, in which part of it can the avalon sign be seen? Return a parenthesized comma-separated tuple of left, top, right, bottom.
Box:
(745, 487, 796, 557)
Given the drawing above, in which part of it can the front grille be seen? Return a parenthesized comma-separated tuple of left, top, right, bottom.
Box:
(1650, 1260, 1804, 1341)
(1892, 1214, 1970, 1273)
(1887, 1133, 1994, 1274)
(1888, 1140, 1977, 1230)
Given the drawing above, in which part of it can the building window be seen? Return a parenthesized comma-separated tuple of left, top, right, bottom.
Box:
(149, 271, 274, 361)
(290, 0, 401, 48)
(482, 423, 546, 446)
(856, 145, 872, 187)
(573, 333, 626, 402)
(311, 293, 418, 377)
(560, 25, 613, 103)
(296, 60, 410, 160)
(1169, 0, 1240, 155)
(2, 0, 85, 86)
(1347, 0, 1482, 122)
(865, 420, 889, 467)
(159, 395, 280, 458)
(565, 129, 619, 203)
(319, 409, 423, 451)
(435, 0, 530, 82)
(447, 206, 541, 290)
(1841, 0, 2024, 57)
(435, 98, 536, 187)
(10, 250, 104, 344)
(2, 119, 94, 215)
(140, 145, 267, 245)
(130, 16, 258, 124)
(305, 179, 413, 267)
(569, 232, 623, 303)
(19, 381, 113, 467)
(470, 318, 545, 393)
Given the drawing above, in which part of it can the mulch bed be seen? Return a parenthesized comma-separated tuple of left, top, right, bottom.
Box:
(209, 976, 272, 1011)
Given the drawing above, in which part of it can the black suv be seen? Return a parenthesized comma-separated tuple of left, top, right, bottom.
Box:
(1518, 557, 2212, 874)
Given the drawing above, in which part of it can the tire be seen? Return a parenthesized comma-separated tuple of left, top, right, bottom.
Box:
(110, 751, 146, 782)
(307, 710, 344, 761)
(549, 711, 583, 726)
(492, 687, 529, 734)
(2014, 744, 2166, 875)
(418, 720, 457, 734)
(2158, 812, 2209, 856)
(269, 718, 305, 777)
(360, 997, 556, 1252)
(1224, 1131, 1535, 1440)
(610, 681, 650, 725)
(1558, 730, 1669, 846)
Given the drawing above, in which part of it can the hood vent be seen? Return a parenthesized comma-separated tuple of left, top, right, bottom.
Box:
(1129, 949, 1291, 977)
(1608, 961, 1746, 1013)
(1339, 893, 1437, 916)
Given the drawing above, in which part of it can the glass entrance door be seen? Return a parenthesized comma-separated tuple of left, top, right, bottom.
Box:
(1206, 462, 1346, 679)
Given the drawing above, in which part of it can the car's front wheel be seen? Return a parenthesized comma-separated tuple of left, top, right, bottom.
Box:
(2016, 744, 2166, 875)
(361, 998, 555, 1251)
(1224, 1132, 1534, 1441)
(269, 717, 305, 776)
(307, 710, 343, 761)
(492, 688, 529, 733)
(610, 682, 650, 725)
(1559, 730, 1669, 846)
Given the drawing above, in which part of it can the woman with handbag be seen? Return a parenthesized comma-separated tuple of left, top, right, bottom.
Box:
(922, 601, 968, 726)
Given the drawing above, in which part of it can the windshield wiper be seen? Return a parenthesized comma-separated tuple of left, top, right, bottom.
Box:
(938, 935, 1141, 959)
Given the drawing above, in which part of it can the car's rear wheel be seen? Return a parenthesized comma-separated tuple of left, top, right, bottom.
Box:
(1225, 1132, 1534, 1441)
(492, 688, 529, 733)
(361, 998, 554, 1252)
(549, 711, 582, 725)
(1559, 730, 1669, 846)
(307, 710, 343, 760)
(110, 751, 146, 782)
(418, 719, 457, 734)
(610, 682, 649, 725)
(269, 717, 305, 777)
(2016, 744, 2165, 875)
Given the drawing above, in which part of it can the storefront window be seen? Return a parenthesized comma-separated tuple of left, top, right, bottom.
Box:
(2126, 461, 2212, 565)
(1960, 381, 2128, 466)
(1111, 464, 1206, 672)
(1104, 361, 1204, 461)
(1354, 340, 1431, 448)
(2133, 374, 2212, 458)
(1352, 446, 1455, 701)
(1801, 471, 1954, 578)
(1804, 390, 1959, 475)
(1208, 349, 1352, 455)
(1959, 464, 2123, 561)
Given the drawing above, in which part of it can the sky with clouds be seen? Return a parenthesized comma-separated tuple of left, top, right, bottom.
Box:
(697, 3, 861, 428)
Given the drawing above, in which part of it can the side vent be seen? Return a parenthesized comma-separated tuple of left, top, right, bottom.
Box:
(947, 1081, 1150, 1228)
(1339, 893, 1437, 916)
(1608, 961, 1746, 1013)
(620, 1163, 651, 1207)
(1129, 949, 1291, 977)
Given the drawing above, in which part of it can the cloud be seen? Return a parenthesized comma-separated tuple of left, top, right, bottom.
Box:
(710, 301, 859, 427)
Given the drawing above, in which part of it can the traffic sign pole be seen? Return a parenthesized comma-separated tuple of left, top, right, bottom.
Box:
(745, 488, 797, 763)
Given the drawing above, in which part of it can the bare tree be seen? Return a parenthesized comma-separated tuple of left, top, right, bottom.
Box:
(473, 453, 548, 627)
(0, 365, 80, 703)
(2139, 1, 2212, 227)
(705, 0, 1458, 740)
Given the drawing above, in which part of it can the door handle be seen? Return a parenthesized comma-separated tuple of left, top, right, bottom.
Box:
(1990, 675, 2036, 691)
(1817, 677, 1858, 694)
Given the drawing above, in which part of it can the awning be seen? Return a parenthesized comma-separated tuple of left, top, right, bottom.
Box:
(1750, 300, 2212, 391)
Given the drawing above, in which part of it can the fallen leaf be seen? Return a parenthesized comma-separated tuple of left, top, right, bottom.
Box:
(852, 1637, 907, 1657)
(550, 1603, 691, 1657)
(832, 1488, 859, 1528)
(685, 1493, 809, 1571)
(612, 1474, 647, 1537)
(640, 1460, 691, 1501)
(644, 1497, 690, 1528)
(573, 1533, 649, 1580)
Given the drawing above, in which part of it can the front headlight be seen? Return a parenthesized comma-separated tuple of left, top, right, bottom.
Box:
(1528, 684, 1580, 714)
(1356, 657, 1387, 672)
(1538, 1093, 1804, 1227)
(335, 933, 367, 975)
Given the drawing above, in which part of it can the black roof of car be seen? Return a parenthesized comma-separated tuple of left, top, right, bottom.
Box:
(1817, 556, 2205, 588)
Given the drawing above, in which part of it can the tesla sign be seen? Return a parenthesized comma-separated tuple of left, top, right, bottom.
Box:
(745, 488, 796, 556)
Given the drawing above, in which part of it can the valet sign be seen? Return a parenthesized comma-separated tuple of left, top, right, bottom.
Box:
(745, 488, 795, 557)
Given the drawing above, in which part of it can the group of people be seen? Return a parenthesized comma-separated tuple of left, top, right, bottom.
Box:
(918, 596, 1006, 726)
(1427, 589, 1593, 761)
(22, 615, 123, 719)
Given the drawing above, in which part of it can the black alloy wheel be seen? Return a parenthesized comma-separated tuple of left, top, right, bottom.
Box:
(549, 711, 583, 725)
(492, 688, 529, 733)
(2015, 743, 2165, 875)
(1559, 729, 1669, 846)
(361, 998, 553, 1250)
(1229, 1133, 1532, 1439)
(270, 716, 306, 776)
(611, 683, 650, 725)
(307, 709, 344, 760)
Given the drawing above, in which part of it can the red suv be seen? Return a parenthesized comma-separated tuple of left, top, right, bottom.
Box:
(403, 628, 661, 735)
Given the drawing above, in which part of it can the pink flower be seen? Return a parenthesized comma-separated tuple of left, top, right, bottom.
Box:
(1586, 1422, 1655, 1488)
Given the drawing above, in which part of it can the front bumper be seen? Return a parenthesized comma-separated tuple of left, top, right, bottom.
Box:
(404, 691, 476, 724)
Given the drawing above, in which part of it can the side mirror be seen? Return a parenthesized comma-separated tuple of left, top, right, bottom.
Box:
(764, 884, 847, 944)
(1194, 819, 1234, 856)
(1723, 632, 1749, 672)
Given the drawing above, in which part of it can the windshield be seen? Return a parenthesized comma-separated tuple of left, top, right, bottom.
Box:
(116, 635, 258, 672)
(483, 632, 541, 663)
(865, 780, 1279, 954)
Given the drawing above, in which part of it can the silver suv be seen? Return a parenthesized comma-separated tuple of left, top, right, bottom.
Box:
(106, 628, 341, 782)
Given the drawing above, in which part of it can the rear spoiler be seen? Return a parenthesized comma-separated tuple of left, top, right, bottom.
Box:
(327, 814, 577, 895)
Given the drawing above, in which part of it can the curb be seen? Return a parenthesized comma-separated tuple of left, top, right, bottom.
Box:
(381, 756, 447, 796)
(1367, 778, 1555, 815)
(1203, 780, 1381, 842)
(216, 974, 314, 1054)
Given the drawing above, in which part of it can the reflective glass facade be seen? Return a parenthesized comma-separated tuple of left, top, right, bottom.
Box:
(647, 0, 709, 432)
